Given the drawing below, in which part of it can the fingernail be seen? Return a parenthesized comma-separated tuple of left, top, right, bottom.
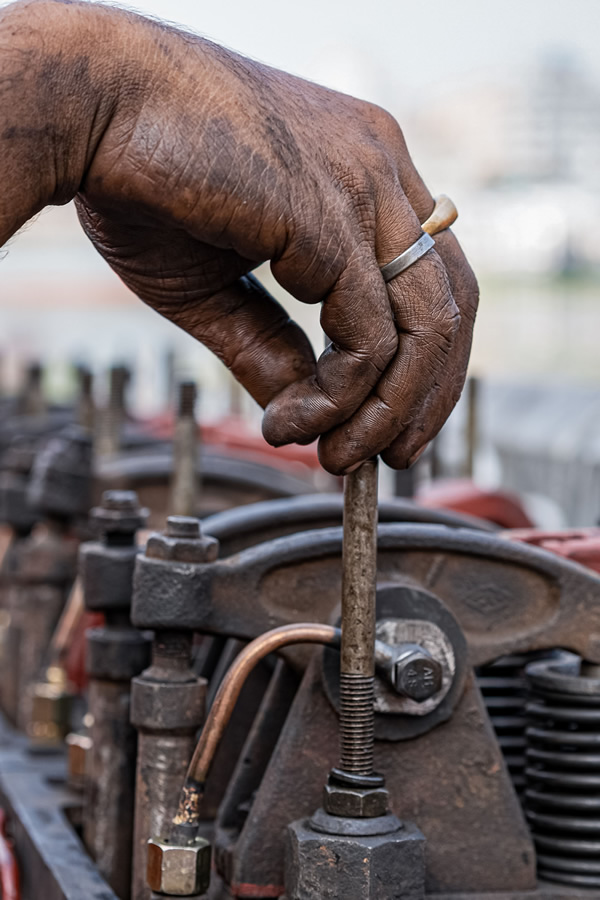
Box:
(407, 443, 429, 467)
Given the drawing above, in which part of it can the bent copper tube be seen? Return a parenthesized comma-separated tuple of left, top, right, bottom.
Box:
(172, 623, 340, 830)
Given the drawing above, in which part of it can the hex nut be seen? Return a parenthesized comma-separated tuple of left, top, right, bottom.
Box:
(147, 836, 211, 896)
(86, 626, 152, 681)
(28, 683, 73, 747)
(79, 542, 138, 612)
(145, 529, 219, 564)
(285, 817, 426, 900)
(323, 781, 389, 818)
(393, 646, 443, 702)
(131, 677, 206, 732)
(91, 489, 148, 535)
(27, 425, 93, 518)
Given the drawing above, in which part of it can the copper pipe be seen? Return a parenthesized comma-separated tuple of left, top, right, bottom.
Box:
(173, 623, 340, 828)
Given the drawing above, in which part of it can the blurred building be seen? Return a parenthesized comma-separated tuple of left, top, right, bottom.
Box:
(405, 53, 600, 275)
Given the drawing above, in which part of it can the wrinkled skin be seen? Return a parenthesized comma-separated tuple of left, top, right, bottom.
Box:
(0, 0, 478, 474)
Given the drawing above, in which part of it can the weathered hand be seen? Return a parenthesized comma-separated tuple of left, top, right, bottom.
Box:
(0, 0, 478, 474)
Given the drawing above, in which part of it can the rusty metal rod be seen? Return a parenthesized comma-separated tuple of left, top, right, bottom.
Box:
(170, 381, 200, 517)
(172, 623, 340, 831)
(338, 458, 379, 776)
(76, 367, 95, 432)
(465, 375, 479, 479)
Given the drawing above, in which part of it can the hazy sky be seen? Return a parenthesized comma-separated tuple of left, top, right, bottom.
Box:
(76, 0, 600, 104)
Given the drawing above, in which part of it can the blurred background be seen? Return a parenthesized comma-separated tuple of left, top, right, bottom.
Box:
(3, 0, 600, 524)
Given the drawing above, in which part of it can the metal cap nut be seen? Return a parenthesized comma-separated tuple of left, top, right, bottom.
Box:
(323, 782, 389, 818)
(147, 836, 211, 896)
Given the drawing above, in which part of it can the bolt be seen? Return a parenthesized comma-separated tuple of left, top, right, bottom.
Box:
(338, 459, 378, 778)
(170, 381, 200, 517)
(178, 381, 196, 418)
(90, 489, 148, 540)
(20, 361, 45, 416)
(96, 365, 130, 457)
(146, 516, 219, 563)
(166, 515, 201, 539)
(76, 367, 95, 431)
(393, 644, 443, 702)
(104, 490, 139, 511)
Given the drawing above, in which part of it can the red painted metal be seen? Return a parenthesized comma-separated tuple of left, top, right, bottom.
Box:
(144, 413, 325, 473)
(64, 611, 104, 693)
(418, 479, 534, 529)
(0, 809, 19, 900)
(506, 527, 600, 575)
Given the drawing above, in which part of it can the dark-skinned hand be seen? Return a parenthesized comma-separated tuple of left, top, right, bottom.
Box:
(0, 0, 478, 474)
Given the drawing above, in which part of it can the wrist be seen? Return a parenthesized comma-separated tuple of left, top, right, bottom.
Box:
(0, 0, 133, 243)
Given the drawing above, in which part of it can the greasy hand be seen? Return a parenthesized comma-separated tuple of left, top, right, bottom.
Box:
(0, 1, 478, 474)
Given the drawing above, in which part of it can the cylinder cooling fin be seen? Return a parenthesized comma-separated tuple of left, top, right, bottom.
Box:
(477, 650, 567, 796)
(525, 655, 600, 888)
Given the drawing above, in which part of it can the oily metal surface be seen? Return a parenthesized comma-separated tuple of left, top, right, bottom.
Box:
(95, 449, 317, 526)
(0, 519, 78, 726)
(0, 715, 119, 900)
(130, 632, 206, 900)
(284, 816, 426, 900)
(84, 678, 138, 900)
(203, 492, 494, 556)
(132, 524, 600, 666)
(200, 640, 273, 822)
(322, 584, 468, 740)
(215, 656, 535, 897)
(214, 659, 300, 887)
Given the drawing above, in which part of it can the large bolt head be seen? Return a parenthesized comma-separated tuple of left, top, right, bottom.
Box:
(147, 835, 211, 896)
(146, 517, 219, 563)
(323, 781, 389, 818)
(393, 644, 443, 702)
(285, 818, 426, 900)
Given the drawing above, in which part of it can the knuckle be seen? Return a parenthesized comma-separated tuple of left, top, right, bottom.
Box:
(360, 99, 404, 140)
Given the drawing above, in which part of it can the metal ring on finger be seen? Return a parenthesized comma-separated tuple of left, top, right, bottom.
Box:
(380, 232, 435, 283)
(380, 193, 458, 284)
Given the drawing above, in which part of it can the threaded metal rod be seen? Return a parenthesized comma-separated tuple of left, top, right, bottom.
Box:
(339, 458, 378, 776)
(97, 365, 129, 457)
(339, 672, 375, 774)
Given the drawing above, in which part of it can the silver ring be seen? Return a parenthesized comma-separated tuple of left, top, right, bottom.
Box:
(380, 232, 435, 283)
